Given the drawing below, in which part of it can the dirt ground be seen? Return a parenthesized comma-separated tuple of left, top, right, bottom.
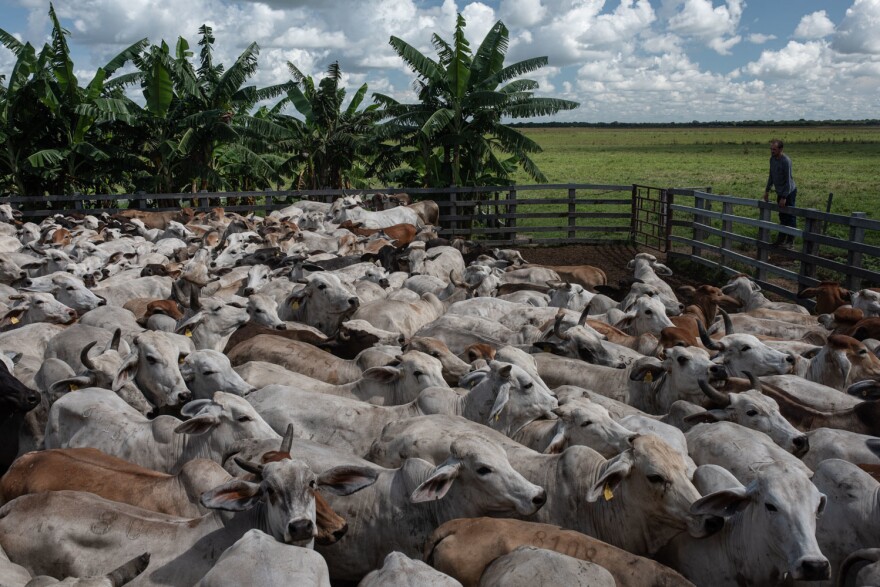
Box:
(513, 243, 699, 291)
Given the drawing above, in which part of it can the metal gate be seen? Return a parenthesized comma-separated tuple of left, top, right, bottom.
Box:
(632, 185, 671, 252)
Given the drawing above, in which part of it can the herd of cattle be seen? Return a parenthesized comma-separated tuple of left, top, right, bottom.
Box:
(0, 193, 878, 586)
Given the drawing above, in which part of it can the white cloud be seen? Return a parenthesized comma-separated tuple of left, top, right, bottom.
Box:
(832, 0, 880, 54)
(744, 41, 828, 80)
(748, 33, 776, 45)
(499, 0, 547, 27)
(665, 0, 743, 54)
(794, 11, 835, 40)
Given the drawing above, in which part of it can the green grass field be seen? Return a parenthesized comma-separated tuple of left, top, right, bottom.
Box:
(512, 126, 880, 218)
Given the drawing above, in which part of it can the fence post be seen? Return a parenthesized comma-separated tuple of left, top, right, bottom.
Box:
(798, 212, 820, 285)
(509, 188, 517, 245)
(692, 194, 705, 257)
(756, 205, 772, 282)
(631, 185, 638, 243)
(846, 212, 867, 291)
(449, 190, 458, 234)
(663, 189, 673, 252)
(720, 201, 733, 269)
(568, 187, 577, 240)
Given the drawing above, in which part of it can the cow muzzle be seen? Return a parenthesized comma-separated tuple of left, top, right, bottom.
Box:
(792, 557, 830, 581)
(286, 519, 316, 544)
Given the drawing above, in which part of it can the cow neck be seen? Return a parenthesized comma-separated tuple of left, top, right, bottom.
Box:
(213, 502, 274, 544)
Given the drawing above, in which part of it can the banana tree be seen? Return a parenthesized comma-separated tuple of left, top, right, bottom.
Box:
(271, 61, 380, 190)
(374, 14, 579, 187)
(0, 4, 146, 196)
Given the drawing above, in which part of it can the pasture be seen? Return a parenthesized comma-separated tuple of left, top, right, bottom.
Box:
(513, 125, 880, 219)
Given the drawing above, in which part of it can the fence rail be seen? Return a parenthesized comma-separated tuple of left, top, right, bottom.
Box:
(666, 189, 880, 304)
(3, 185, 878, 301)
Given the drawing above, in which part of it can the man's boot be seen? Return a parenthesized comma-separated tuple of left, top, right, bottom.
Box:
(784, 234, 796, 249)
(771, 233, 786, 247)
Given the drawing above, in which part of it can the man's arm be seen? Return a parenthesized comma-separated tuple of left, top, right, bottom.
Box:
(777, 156, 793, 198)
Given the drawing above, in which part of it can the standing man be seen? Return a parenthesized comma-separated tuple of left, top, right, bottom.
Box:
(763, 139, 798, 248)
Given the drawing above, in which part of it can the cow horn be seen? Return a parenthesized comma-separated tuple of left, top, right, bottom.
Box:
(554, 309, 570, 341)
(449, 270, 468, 289)
(719, 307, 733, 334)
(80, 341, 98, 371)
(698, 321, 721, 350)
(698, 378, 731, 406)
(744, 370, 762, 392)
(280, 424, 294, 454)
(189, 285, 201, 311)
(234, 457, 264, 477)
(577, 301, 592, 326)
(109, 328, 122, 352)
(107, 552, 151, 587)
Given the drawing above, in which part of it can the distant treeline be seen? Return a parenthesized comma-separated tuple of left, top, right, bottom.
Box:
(511, 120, 880, 128)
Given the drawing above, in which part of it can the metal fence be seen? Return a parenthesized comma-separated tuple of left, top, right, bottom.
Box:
(3, 185, 879, 300)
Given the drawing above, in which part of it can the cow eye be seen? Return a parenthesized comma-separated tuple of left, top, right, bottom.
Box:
(146, 356, 158, 365)
(859, 349, 868, 355)
(765, 503, 778, 512)
(309, 480, 316, 489)
(476, 466, 492, 476)
(647, 474, 665, 484)
(523, 382, 533, 389)
(255, 309, 264, 314)
(66, 286, 75, 291)
(677, 356, 688, 365)
(236, 415, 253, 422)
(202, 370, 217, 376)
(317, 284, 326, 290)
(645, 309, 653, 315)
(746, 409, 758, 417)
(430, 351, 440, 357)
(35, 300, 44, 306)
(580, 420, 593, 427)
(413, 370, 424, 378)
(741, 346, 751, 352)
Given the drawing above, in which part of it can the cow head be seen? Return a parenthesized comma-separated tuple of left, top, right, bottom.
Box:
(201, 456, 377, 547)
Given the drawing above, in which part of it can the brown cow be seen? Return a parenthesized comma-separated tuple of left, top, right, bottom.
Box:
(339, 220, 417, 248)
(425, 517, 694, 587)
(798, 281, 852, 314)
(533, 264, 607, 289)
(0, 448, 230, 517)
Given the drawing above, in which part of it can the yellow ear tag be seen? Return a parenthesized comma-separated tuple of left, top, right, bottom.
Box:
(185, 329, 193, 337)
(644, 372, 653, 383)
(603, 483, 614, 501)
(9, 317, 18, 324)
(69, 383, 78, 391)
(291, 300, 300, 310)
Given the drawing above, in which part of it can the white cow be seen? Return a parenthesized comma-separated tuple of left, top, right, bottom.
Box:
(45, 389, 278, 473)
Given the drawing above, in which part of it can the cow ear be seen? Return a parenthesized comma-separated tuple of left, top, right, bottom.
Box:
(0, 307, 26, 329)
(318, 466, 380, 496)
(3, 351, 22, 365)
(683, 410, 726, 424)
(112, 348, 140, 391)
(176, 312, 204, 336)
(532, 341, 565, 355)
(544, 421, 567, 454)
(200, 479, 262, 511)
(411, 462, 461, 503)
(801, 347, 822, 359)
(180, 399, 214, 418)
(629, 359, 664, 382)
(361, 366, 400, 384)
(690, 486, 751, 518)
(50, 376, 94, 399)
(488, 383, 511, 425)
(587, 451, 633, 502)
(797, 287, 819, 299)
(174, 413, 221, 436)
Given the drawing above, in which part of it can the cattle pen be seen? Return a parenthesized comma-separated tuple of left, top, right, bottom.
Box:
(3, 183, 879, 307)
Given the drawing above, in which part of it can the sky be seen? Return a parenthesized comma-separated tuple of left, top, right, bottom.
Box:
(0, 0, 878, 123)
